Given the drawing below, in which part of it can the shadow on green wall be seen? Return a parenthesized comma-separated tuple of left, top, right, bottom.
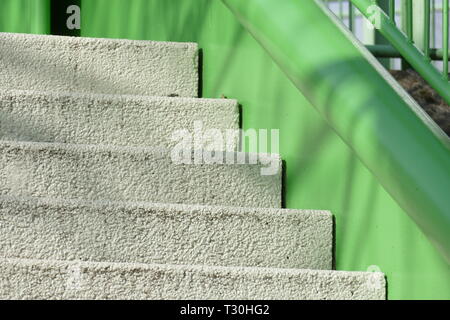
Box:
(0, 0, 49, 34)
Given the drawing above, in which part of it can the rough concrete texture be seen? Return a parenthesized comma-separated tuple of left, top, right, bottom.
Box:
(0, 258, 386, 300)
(0, 141, 281, 207)
(0, 33, 198, 97)
(0, 196, 332, 270)
(0, 89, 239, 149)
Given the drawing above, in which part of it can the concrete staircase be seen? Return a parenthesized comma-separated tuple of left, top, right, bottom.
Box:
(0, 33, 386, 300)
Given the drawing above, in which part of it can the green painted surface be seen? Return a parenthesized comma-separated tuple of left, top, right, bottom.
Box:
(0, 0, 449, 299)
(0, 0, 49, 34)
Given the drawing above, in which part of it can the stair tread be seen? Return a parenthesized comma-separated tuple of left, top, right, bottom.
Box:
(0, 195, 332, 270)
(0, 32, 198, 97)
(0, 140, 281, 207)
(0, 89, 239, 149)
(0, 32, 376, 300)
(0, 257, 386, 300)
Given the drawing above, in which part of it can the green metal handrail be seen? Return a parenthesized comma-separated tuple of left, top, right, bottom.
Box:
(221, 0, 450, 263)
(325, 0, 450, 105)
(367, 43, 450, 59)
(353, 0, 449, 94)
(326, 0, 448, 65)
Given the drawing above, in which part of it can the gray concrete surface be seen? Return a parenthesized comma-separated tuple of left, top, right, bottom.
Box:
(0, 257, 386, 300)
(0, 196, 332, 270)
(0, 89, 239, 149)
(0, 34, 385, 300)
(0, 33, 198, 97)
(0, 141, 282, 207)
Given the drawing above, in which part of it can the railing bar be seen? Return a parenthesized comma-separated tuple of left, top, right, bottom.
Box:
(444, 0, 449, 79)
(400, 0, 412, 69)
(349, 1, 354, 31)
(407, 0, 414, 42)
(389, 0, 396, 23)
(339, 0, 344, 19)
(432, 0, 436, 47)
(425, 0, 431, 58)
(367, 44, 450, 60)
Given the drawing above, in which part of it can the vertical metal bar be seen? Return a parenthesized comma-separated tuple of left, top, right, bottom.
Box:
(412, 0, 431, 59)
(402, 0, 413, 41)
(402, 0, 407, 32)
(444, 0, 449, 79)
(389, 0, 395, 23)
(349, 1, 354, 31)
(339, 0, 344, 19)
(424, 0, 431, 58)
(413, 1, 426, 51)
(431, 0, 436, 48)
(376, 0, 391, 67)
(407, 0, 414, 42)
(401, 0, 412, 68)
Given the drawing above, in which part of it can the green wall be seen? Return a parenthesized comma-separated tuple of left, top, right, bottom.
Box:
(0, 0, 49, 34)
(0, 0, 449, 299)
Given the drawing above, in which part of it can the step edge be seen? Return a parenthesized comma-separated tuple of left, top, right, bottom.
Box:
(0, 139, 281, 162)
(0, 32, 198, 49)
(0, 88, 239, 106)
(0, 256, 385, 279)
(0, 194, 332, 219)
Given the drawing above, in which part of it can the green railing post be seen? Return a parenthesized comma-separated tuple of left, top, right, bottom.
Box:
(389, 0, 396, 23)
(443, 0, 449, 79)
(405, 0, 414, 42)
(401, 0, 414, 69)
(432, 0, 436, 48)
(376, 0, 391, 67)
(349, 1, 355, 31)
(424, 0, 431, 59)
(413, 0, 431, 59)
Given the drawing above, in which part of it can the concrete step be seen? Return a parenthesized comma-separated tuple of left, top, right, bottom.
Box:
(0, 89, 239, 149)
(0, 141, 281, 207)
(0, 257, 386, 300)
(0, 196, 332, 270)
(0, 33, 198, 97)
